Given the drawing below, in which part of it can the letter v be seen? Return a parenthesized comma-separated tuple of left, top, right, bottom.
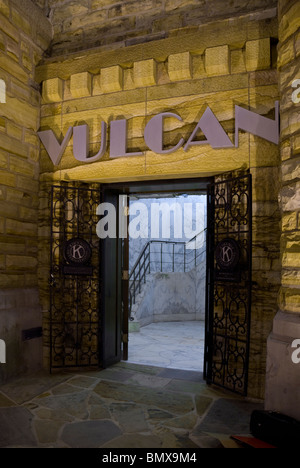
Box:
(38, 127, 73, 165)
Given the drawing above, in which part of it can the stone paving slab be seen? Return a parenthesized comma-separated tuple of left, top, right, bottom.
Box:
(34, 419, 65, 444)
(164, 379, 207, 394)
(0, 407, 37, 448)
(193, 398, 264, 435)
(61, 420, 122, 448)
(0, 363, 264, 448)
(110, 402, 149, 433)
(147, 408, 174, 421)
(126, 372, 172, 388)
(114, 362, 164, 375)
(33, 390, 91, 420)
(163, 412, 198, 430)
(0, 371, 72, 404)
(93, 380, 195, 415)
(85, 368, 136, 382)
(0, 391, 16, 407)
(157, 368, 203, 381)
(67, 375, 99, 388)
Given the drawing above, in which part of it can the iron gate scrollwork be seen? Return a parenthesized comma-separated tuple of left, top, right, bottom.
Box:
(205, 173, 252, 396)
(50, 184, 101, 370)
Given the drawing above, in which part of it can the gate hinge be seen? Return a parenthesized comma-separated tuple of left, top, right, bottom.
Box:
(122, 334, 128, 343)
(122, 270, 129, 280)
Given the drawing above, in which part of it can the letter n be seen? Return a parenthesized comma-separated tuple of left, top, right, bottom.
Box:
(235, 101, 279, 146)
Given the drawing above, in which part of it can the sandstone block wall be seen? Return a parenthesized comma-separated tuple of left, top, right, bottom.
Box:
(278, 0, 300, 315)
(265, 0, 300, 419)
(0, 0, 52, 382)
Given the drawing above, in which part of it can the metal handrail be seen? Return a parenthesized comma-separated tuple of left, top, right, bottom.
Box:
(128, 228, 207, 317)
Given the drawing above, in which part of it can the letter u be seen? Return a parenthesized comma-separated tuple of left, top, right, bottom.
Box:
(73, 122, 107, 162)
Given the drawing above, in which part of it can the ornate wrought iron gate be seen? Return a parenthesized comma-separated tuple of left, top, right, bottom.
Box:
(205, 173, 252, 396)
(49, 183, 101, 370)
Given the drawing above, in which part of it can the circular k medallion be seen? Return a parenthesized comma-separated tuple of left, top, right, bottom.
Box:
(64, 238, 92, 266)
(215, 238, 240, 270)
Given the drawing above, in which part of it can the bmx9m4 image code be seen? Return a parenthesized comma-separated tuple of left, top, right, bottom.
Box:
(146, 453, 198, 463)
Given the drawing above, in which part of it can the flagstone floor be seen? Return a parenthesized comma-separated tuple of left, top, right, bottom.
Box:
(0, 362, 263, 448)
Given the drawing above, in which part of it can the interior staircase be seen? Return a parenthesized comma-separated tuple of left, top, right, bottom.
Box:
(128, 229, 206, 332)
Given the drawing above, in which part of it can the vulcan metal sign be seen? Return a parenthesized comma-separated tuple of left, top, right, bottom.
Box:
(38, 102, 279, 166)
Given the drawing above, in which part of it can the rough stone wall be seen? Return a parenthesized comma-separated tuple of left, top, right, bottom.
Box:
(265, 0, 300, 419)
(277, 0, 300, 315)
(31, 0, 277, 56)
(0, 0, 52, 381)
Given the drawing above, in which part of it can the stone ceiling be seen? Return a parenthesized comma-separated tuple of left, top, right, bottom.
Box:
(30, 0, 278, 57)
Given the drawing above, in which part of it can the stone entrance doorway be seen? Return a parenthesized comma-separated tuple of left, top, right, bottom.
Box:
(47, 174, 252, 396)
(126, 192, 207, 372)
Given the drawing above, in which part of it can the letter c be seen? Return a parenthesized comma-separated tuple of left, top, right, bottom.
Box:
(144, 112, 184, 154)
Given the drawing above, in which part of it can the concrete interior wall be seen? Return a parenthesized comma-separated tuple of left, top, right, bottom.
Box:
(132, 259, 206, 328)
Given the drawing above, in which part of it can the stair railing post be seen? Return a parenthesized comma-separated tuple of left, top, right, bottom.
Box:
(139, 259, 141, 294)
(173, 243, 175, 272)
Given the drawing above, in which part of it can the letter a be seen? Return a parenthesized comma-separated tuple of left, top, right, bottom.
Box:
(38, 127, 73, 165)
(96, 203, 117, 239)
(184, 107, 234, 150)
